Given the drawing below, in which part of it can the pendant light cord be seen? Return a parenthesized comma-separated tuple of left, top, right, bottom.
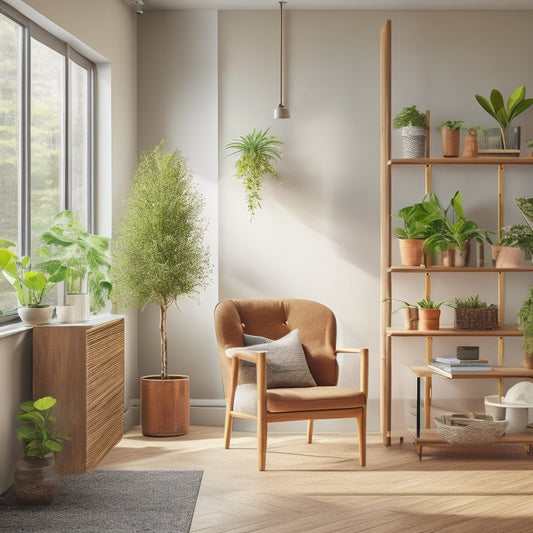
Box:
(279, 1, 285, 107)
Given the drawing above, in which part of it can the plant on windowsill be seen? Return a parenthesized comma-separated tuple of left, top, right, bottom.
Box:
(40, 210, 112, 322)
(13, 396, 69, 504)
(517, 286, 533, 369)
(450, 295, 498, 330)
(111, 140, 212, 437)
(225, 128, 283, 219)
(0, 240, 61, 325)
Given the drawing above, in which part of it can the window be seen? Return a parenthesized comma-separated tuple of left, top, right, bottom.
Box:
(0, 4, 94, 321)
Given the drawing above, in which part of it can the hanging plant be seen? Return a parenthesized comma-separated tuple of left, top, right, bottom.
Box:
(225, 128, 283, 219)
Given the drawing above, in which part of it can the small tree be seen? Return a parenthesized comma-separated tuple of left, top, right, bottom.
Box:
(111, 141, 212, 379)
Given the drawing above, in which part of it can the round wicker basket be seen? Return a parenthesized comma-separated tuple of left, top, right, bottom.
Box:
(434, 413, 509, 446)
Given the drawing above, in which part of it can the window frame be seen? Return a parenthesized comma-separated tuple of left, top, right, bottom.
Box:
(0, 1, 95, 324)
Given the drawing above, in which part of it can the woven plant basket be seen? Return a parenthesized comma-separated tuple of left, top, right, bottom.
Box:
(454, 306, 498, 330)
(434, 413, 509, 446)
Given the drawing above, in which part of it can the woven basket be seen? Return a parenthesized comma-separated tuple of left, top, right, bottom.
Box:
(454, 307, 498, 330)
(434, 413, 509, 446)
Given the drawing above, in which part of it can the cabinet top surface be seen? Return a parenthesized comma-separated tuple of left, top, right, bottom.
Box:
(33, 314, 124, 329)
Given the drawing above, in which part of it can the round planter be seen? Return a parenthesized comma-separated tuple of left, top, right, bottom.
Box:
(140, 374, 190, 437)
(66, 293, 90, 322)
(418, 308, 441, 331)
(400, 126, 426, 158)
(441, 126, 460, 157)
(398, 238, 425, 266)
(17, 306, 54, 326)
(13, 455, 58, 504)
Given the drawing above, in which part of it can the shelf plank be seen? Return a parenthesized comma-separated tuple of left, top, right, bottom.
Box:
(389, 157, 533, 165)
(406, 427, 533, 446)
(388, 326, 522, 337)
(389, 265, 533, 273)
(409, 365, 533, 380)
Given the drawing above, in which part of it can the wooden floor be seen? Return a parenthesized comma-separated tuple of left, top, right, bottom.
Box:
(99, 426, 533, 532)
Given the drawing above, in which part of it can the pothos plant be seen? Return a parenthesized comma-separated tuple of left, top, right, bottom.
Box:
(225, 128, 283, 219)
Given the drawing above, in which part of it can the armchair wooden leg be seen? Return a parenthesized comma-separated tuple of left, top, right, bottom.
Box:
(307, 419, 314, 444)
(258, 417, 267, 471)
(357, 408, 366, 467)
(224, 409, 233, 449)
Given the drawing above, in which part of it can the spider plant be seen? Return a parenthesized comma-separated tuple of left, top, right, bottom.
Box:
(225, 128, 283, 219)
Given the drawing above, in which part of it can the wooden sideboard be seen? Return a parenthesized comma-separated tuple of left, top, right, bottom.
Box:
(33, 316, 125, 474)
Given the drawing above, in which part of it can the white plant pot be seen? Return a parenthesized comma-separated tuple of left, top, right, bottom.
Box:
(66, 293, 90, 322)
(18, 306, 54, 326)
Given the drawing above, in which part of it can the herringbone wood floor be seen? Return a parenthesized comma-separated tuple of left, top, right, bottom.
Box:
(99, 426, 533, 532)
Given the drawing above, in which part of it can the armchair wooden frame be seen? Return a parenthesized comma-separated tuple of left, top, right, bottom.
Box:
(224, 345, 368, 471)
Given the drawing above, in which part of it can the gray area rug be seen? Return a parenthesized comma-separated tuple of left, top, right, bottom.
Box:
(0, 469, 203, 532)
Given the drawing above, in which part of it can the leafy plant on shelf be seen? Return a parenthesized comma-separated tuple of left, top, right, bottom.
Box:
(517, 286, 533, 356)
(498, 224, 533, 261)
(16, 396, 69, 458)
(392, 105, 428, 129)
(475, 85, 533, 149)
(450, 295, 490, 309)
(438, 120, 463, 131)
(417, 298, 448, 309)
(394, 194, 443, 239)
(225, 128, 283, 219)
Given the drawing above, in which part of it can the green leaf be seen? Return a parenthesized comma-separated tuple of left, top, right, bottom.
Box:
(490, 89, 505, 114)
(34, 396, 56, 411)
(509, 98, 533, 121)
(475, 94, 495, 118)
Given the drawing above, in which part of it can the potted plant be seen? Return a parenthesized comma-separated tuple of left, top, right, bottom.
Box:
(40, 210, 112, 322)
(450, 295, 498, 330)
(417, 298, 447, 330)
(462, 126, 486, 157)
(518, 287, 533, 369)
(438, 120, 463, 157)
(225, 128, 283, 219)
(492, 225, 533, 267)
(475, 86, 533, 149)
(111, 140, 212, 437)
(423, 191, 492, 266)
(393, 105, 428, 158)
(383, 297, 418, 330)
(0, 240, 60, 325)
(13, 396, 68, 504)
(394, 195, 442, 266)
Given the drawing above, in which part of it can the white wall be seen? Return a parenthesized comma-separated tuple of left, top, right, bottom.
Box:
(138, 9, 533, 433)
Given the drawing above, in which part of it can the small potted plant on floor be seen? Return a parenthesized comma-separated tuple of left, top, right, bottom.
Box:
(0, 240, 61, 325)
(393, 105, 428, 158)
(518, 287, 533, 369)
(13, 396, 68, 504)
(225, 128, 283, 219)
(438, 120, 463, 157)
(111, 140, 212, 437)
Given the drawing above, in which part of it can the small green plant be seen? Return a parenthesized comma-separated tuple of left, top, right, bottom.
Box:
(394, 194, 443, 239)
(225, 128, 283, 219)
(438, 120, 463, 131)
(464, 125, 487, 135)
(40, 210, 112, 313)
(393, 105, 428, 130)
(499, 225, 533, 260)
(451, 295, 488, 309)
(0, 240, 61, 307)
(16, 396, 68, 458)
(518, 287, 533, 355)
(383, 297, 416, 310)
(475, 86, 533, 148)
(417, 298, 448, 309)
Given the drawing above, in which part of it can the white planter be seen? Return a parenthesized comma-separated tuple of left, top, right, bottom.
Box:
(400, 126, 426, 158)
(66, 293, 90, 322)
(18, 306, 54, 326)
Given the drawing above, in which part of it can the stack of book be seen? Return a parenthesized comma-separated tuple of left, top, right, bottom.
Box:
(429, 355, 492, 377)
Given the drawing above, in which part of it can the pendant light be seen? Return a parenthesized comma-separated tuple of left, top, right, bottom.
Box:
(274, 1, 290, 119)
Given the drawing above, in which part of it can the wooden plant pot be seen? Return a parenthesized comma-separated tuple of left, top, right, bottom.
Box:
(398, 238, 425, 266)
(441, 126, 460, 157)
(402, 307, 419, 330)
(462, 130, 479, 157)
(141, 374, 190, 437)
(418, 308, 441, 331)
(523, 353, 533, 370)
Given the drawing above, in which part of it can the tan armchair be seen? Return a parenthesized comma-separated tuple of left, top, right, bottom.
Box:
(214, 298, 368, 471)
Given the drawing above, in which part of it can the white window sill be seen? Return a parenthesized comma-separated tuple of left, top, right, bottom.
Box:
(0, 322, 32, 339)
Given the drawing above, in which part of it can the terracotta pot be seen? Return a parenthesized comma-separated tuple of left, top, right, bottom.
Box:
(441, 126, 460, 157)
(141, 374, 190, 437)
(402, 307, 419, 330)
(418, 308, 441, 331)
(13, 455, 58, 504)
(495, 246, 521, 268)
(524, 353, 533, 370)
(398, 238, 425, 266)
(462, 130, 479, 157)
(441, 249, 454, 267)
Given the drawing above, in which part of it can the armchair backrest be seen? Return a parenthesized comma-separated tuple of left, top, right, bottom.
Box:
(214, 299, 338, 397)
